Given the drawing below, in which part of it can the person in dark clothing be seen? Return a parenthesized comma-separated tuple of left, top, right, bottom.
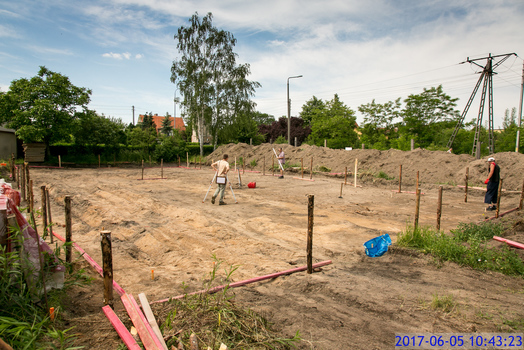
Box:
(484, 157, 500, 211)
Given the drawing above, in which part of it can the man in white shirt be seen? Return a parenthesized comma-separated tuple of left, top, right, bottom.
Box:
(211, 154, 230, 205)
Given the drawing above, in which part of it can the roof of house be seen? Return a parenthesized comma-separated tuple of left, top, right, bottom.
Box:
(0, 126, 16, 133)
(138, 114, 186, 132)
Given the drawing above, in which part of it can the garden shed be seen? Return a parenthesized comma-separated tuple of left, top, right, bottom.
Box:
(0, 126, 17, 160)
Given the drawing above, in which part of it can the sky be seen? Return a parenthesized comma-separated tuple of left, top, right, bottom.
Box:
(1, 0, 524, 129)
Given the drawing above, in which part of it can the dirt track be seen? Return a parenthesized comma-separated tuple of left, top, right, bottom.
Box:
(27, 145, 524, 349)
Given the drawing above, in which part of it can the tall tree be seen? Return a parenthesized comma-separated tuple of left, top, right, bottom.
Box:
(171, 12, 259, 154)
(299, 96, 325, 127)
(306, 94, 358, 149)
(400, 85, 460, 148)
(1, 66, 91, 157)
(160, 113, 174, 136)
(495, 107, 518, 152)
(358, 98, 402, 149)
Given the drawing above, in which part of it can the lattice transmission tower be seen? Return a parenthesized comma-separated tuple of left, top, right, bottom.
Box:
(447, 53, 517, 157)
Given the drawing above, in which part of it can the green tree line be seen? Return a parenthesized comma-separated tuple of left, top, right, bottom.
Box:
(1, 14, 522, 160)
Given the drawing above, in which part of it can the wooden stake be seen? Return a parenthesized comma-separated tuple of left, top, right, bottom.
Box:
(46, 188, 53, 243)
(496, 179, 503, 218)
(414, 188, 421, 228)
(29, 179, 34, 214)
(307, 194, 314, 274)
(65, 196, 72, 263)
(436, 186, 443, 231)
(141, 160, 144, 180)
(354, 158, 358, 188)
(41, 186, 48, 240)
(344, 166, 347, 185)
(520, 178, 524, 210)
(100, 230, 114, 308)
(186, 152, 189, 168)
(310, 157, 313, 180)
(161, 159, 163, 179)
(98, 154, 101, 168)
(21, 162, 26, 202)
(178, 155, 180, 167)
(416, 171, 419, 193)
(263, 157, 265, 176)
(301, 158, 304, 178)
(464, 167, 469, 203)
(398, 164, 402, 193)
(32, 209, 48, 313)
(339, 183, 343, 198)
(189, 333, 199, 350)
(10, 153, 15, 180)
(0, 337, 14, 350)
(149, 155, 152, 166)
(58, 155, 61, 168)
(25, 162, 30, 206)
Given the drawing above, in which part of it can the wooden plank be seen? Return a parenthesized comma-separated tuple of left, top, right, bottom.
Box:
(121, 293, 162, 350)
(102, 305, 141, 350)
(139, 293, 168, 350)
(128, 294, 165, 350)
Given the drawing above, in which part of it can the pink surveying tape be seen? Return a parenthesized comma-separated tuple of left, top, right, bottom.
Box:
(51, 231, 125, 296)
(292, 177, 315, 182)
(484, 207, 519, 221)
(102, 305, 141, 350)
(493, 236, 524, 249)
(151, 260, 333, 305)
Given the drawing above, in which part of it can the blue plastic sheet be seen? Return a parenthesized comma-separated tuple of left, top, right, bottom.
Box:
(363, 233, 392, 257)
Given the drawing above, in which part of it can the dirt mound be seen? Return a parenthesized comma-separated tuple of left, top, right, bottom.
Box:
(208, 143, 524, 190)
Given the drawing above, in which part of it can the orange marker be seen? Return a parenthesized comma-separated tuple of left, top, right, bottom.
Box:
(151, 269, 154, 280)
(49, 307, 55, 321)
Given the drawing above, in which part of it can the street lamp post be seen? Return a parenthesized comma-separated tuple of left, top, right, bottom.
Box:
(287, 75, 303, 145)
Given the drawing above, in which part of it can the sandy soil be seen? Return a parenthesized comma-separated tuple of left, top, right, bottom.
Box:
(25, 144, 524, 349)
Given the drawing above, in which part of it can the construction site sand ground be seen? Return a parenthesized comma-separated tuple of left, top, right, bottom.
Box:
(27, 144, 524, 349)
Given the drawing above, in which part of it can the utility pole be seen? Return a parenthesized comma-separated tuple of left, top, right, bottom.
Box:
(516, 61, 524, 153)
(447, 53, 517, 158)
(287, 75, 303, 145)
(132, 105, 135, 125)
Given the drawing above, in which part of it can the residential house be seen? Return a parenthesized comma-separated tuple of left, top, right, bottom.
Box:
(138, 114, 186, 135)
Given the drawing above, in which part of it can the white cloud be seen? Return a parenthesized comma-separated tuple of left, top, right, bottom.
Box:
(102, 52, 133, 60)
(136, 54, 144, 59)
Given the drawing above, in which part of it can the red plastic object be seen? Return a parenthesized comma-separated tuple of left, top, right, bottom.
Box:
(248, 182, 256, 188)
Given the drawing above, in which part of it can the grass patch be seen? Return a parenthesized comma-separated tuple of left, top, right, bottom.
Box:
(153, 256, 300, 349)
(374, 171, 393, 180)
(317, 165, 331, 172)
(431, 293, 456, 313)
(397, 223, 524, 276)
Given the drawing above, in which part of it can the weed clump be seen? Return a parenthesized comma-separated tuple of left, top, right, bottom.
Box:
(153, 256, 301, 349)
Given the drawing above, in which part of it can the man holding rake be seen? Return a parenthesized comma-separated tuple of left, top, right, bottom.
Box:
(211, 154, 230, 205)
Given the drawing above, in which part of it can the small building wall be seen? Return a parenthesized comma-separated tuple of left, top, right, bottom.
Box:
(0, 127, 17, 160)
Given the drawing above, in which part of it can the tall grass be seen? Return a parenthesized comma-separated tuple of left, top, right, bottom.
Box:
(0, 217, 91, 349)
(154, 255, 301, 349)
(397, 222, 524, 276)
